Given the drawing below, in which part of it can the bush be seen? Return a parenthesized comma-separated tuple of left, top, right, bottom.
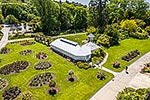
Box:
(130, 30, 148, 39)
(49, 80, 56, 88)
(97, 71, 106, 80)
(9, 34, 35, 40)
(92, 57, 102, 64)
(96, 34, 110, 47)
(112, 62, 120, 68)
(144, 67, 150, 73)
(76, 61, 91, 69)
(0, 15, 4, 24)
(116, 87, 149, 100)
(145, 26, 150, 34)
(92, 48, 106, 64)
(86, 26, 97, 34)
(5, 15, 19, 24)
(22, 91, 32, 100)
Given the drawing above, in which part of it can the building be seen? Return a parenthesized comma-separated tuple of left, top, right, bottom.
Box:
(50, 38, 99, 62)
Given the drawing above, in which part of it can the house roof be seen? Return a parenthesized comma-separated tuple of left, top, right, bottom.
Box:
(50, 38, 91, 56)
(82, 42, 100, 51)
(88, 33, 95, 38)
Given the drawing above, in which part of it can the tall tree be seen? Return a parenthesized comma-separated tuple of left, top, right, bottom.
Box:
(88, 0, 108, 29)
(32, 0, 60, 34)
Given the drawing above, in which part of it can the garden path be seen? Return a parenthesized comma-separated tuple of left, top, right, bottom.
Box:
(90, 52, 150, 100)
(51, 32, 87, 38)
(8, 38, 34, 43)
(0, 25, 10, 49)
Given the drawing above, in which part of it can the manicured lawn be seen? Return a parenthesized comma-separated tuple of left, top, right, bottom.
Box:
(59, 33, 87, 45)
(0, 40, 113, 100)
(104, 38, 150, 72)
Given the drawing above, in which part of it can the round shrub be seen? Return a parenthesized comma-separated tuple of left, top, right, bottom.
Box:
(76, 62, 91, 69)
(34, 61, 52, 70)
(49, 80, 56, 88)
(97, 71, 106, 80)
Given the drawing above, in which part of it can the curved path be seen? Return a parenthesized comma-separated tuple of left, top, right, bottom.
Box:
(51, 32, 87, 38)
(0, 25, 10, 49)
(95, 52, 119, 76)
(90, 52, 150, 100)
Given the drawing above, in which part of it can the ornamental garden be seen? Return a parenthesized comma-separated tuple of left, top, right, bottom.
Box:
(0, 40, 113, 100)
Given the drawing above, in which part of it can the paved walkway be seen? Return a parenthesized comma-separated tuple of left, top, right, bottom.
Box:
(90, 52, 150, 100)
(51, 32, 86, 38)
(95, 51, 118, 76)
(8, 38, 34, 43)
(0, 25, 10, 49)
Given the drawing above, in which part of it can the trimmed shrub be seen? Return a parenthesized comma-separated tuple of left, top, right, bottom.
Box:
(76, 61, 91, 69)
(97, 71, 106, 80)
(112, 62, 120, 68)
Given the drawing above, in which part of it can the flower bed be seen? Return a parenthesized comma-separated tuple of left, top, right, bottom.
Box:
(67, 70, 77, 82)
(0, 47, 11, 54)
(20, 41, 35, 46)
(0, 78, 8, 91)
(2, 87, 21, 100)
(36, 52, 48, 60)
(112, 62, 120, 68)
(34, 61, 52, 70)
(121, 50, 140, 62)
(19, 50, 33, 55)
(0, 61, 30, 75)
(97, 71, 106, 80)
(47, 80, 59, 96)
(140, 63, 150, 73)
(28, 72, 55, 88)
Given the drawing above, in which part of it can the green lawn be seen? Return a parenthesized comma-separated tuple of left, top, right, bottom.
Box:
(104, 38, 150, 72)
(0, 40, 113, 100)
(59, 33, 87, 45)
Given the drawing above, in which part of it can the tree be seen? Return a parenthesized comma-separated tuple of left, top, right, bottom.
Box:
(86, 26, 97, 34)
(5, 15, 19, 24)
(73, 6, 88, 29)
(0, 15, 4, 24)
(32, 0, 60, 34)
(30, 16, 42, 32)
(116, 88, 149, 100)
(96, 34, 110, 47)
(88, 0, 108, 29)
(120, 19, 138, 33)
(104, 23, 120, 46)
(0, 25, 2, 30)
(145, 26, 150, 34)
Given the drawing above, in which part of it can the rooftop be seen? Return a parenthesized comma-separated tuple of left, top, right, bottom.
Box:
(50, 38, 92, 56)
(88, 33, 95, 38)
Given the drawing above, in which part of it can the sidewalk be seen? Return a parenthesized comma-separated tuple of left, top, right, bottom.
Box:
(8, 38, 34, 43)
(90, 52, 150, 100)
(0, 25, 10, 49)
(51, 32, 86, 38)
